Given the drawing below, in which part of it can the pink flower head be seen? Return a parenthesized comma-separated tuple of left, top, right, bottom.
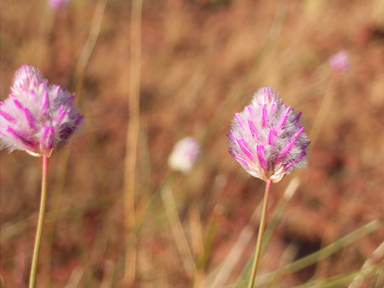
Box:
(48, 0, 70, 11)
(168, 137, 200, 173)
(0, 65, 84, 157)
(227, 86, 309, 183)
(329, 50, 350, 72)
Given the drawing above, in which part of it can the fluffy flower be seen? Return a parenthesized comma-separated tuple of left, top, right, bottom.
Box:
(168, 137, 200, 173)
(227, 86, 309, 183)
(329, 50, 349, 72)
(0, 65, 84, 157)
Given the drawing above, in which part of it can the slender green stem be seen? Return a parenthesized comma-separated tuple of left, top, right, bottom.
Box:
(248, 179, 272, 288)
(29, 155, 49, 288)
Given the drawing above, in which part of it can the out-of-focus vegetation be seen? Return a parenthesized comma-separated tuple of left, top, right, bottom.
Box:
(1, 0, 384, 287)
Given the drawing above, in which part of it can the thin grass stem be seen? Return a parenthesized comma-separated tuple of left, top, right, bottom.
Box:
(309, 73, 339, 149)
(348, 241, 384, 288)
(0, 271, 5, 288)
(100, 260, 115, 288)
(261, 178, 300, 253)
(161, 187, 196, 278)
(73, 0, 107, 102)
(251, 218, 383, 287)
(209, 178, 299, 288)
(122, 0, 143, 284)
(292, 265, 381, 288)
(209, 198, 264, 288)
(64, 266, 84, 288)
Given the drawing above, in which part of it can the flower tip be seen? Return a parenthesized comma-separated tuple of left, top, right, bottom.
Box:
(12, 65, 45, 94)
(253, 85, 279, 106)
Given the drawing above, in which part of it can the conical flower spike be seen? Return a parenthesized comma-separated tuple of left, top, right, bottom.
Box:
(228, 86, 309, 183)
(0, 65, 84, 157)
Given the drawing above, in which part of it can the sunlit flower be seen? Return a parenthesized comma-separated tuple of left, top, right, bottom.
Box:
(168, 137, 200, 173)
(227, 86, 309, 183)
(329, 50, 350, 72)
(0, 65, 84, 157)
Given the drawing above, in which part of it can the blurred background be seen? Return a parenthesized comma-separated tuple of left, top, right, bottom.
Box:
(1, 0, 384, 287)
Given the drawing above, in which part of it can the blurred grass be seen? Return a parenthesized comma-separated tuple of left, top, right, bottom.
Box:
(1, 0, 384, 287)
(122, 0, 142, 284)
(231, 218, 383, 288)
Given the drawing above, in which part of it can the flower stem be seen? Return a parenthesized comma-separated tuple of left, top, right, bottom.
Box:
(248, 179, 272, 288)
(29, 155, 49, 288)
